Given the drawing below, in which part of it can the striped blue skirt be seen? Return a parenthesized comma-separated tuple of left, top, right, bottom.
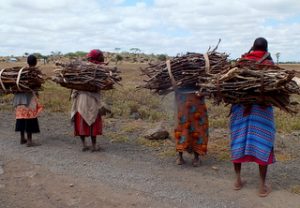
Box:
(230, 104, 276, 162)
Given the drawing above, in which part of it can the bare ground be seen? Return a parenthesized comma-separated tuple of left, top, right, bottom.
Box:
(0, 112, 300, 208)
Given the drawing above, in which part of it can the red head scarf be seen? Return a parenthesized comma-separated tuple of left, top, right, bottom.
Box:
(87, 49, 104, 64)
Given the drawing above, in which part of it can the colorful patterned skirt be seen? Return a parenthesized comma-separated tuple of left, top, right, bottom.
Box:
(15, 97, 42, 134)
(230, 104, 276, 165)
(174, 92, 209, 155)
(74, 112, 102, 137)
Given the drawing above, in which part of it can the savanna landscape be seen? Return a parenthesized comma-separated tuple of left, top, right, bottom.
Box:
(0, 53, 300, 208)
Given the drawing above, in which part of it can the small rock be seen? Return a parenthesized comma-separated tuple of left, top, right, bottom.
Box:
(69, 184, 74, 187)
(129, 112, 141, 120)
(212, 166, 219, 171)
(144, 123, 169, 140)
(99, 102, 112, 116)
(25, 171, 37, 178)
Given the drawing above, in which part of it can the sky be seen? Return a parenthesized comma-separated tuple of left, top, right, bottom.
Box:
(0, 0, 300, 61)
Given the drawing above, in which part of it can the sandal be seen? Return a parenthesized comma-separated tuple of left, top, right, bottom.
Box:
(176, 157, 185, 165)
(192, 158, 201, 167)
(91, 146, 103, 152)
(258, 185, 272, 197)
(26, 142, 41, 147)
(20, 139, 27, 145)
(82, 146, 90, 152)
(233, 180, 247, 191)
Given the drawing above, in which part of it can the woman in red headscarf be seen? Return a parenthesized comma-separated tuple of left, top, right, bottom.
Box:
(230, 38, 275, 197)
(71, 49, 105, 152)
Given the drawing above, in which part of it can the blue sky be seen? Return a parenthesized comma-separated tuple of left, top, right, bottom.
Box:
(121, 0, 154, 6)
(0, 0, 300, 61)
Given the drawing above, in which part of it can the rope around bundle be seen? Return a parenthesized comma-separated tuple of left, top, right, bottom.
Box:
(0, 66, 45, 93)
(0, 68, 7, 91)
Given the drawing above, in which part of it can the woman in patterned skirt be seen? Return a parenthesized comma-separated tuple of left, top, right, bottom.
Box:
(174, 87, 209, 167)
(13, 55, 43, 147)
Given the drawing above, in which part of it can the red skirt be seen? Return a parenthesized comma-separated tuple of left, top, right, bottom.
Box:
(232, 151, 275, 166)
(74, 112, 102, 137)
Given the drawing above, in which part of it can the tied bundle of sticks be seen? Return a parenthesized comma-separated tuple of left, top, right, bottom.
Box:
(198, 59, 300, 113)
(140, 44, 230, 95)
(52, 60, 122, 92)
(0, 66, 45, 93)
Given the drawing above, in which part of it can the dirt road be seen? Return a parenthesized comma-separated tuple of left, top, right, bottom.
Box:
(0, 112, 300, 208)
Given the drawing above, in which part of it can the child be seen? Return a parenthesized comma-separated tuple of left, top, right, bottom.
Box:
(13, 55, 43, 147)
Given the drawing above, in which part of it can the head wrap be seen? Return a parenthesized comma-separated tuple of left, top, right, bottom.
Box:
(252, 37, 268, 52)
(87, 49, 104, 64)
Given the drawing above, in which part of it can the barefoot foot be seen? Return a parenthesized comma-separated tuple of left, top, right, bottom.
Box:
(176, 157, 185, 165)
(233, 180, 247, 191)
(258, 185, 272, 197)
(192, 158, 201, 167)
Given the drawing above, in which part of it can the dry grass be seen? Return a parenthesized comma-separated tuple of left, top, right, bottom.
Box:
(290, 185, 300, 195)
(104, 132, 130, 143)
(39, 81, 71, 113)
(209, 138, 231, 161)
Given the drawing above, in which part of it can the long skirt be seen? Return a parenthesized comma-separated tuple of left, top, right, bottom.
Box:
(174, 93, 209, 155)
(15, 118, 40, 133)
(74, 112, 102, 137)
(230, 104, 276, 165)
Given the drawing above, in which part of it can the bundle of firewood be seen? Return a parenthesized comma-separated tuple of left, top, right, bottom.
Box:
(198, 59, 300, 113)
(0, 66, 45, 93)
(140, 50, 230, 95)
(52, 61, 122, 92)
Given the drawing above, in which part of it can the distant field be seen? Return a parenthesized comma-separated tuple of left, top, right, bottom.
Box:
(280, 64, 300, 76)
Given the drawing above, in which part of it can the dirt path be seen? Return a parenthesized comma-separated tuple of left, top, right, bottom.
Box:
(0, 112, 300, 208)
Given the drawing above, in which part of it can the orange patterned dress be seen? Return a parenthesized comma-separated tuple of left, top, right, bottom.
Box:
(174, 90, 209, 155)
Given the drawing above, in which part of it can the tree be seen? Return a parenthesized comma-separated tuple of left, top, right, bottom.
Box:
(114, 48, 121, 53)
(32, 52, 43, 59)
(74, 51, 87, 57)
(275, 52, 280, 64)
(130, 48, 141, 54)
(115, 54, 123, 65)
(51, 51, 62, 57)
(157, 54, 167, 61)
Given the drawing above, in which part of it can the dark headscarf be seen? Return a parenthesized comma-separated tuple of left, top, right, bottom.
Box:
(252, 37, 268, 52)
(27, 55, 37, 67)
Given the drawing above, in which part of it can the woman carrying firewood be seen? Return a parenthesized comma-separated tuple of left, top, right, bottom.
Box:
(13, 55, 43, 147)
(230, 37, 275, 197)
(174, 87, 209, 167)
(71, 49, 104, 152)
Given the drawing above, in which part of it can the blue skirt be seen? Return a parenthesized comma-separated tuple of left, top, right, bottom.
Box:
(230, 104, 275, 162)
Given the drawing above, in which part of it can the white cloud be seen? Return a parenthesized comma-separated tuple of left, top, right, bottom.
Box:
(0, 0, 299, 61)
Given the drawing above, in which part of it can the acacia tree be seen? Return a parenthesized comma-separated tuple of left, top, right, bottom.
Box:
(130, 48, 141, 54)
